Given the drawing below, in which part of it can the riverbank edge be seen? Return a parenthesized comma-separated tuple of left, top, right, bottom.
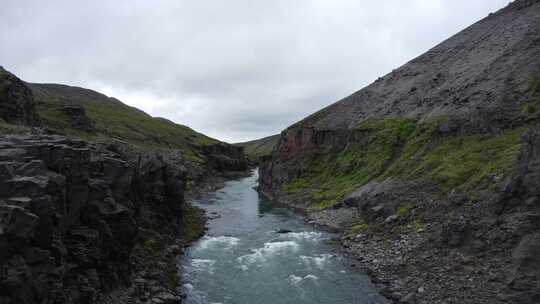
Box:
(257, 188, 395, 304)
(103, 171, 251, 304)
(177, 170, 253, 300)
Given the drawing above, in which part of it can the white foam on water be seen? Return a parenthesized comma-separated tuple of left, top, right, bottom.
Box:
(281, 231, 324, 241)
(237, 241, 300, 265)
(299, 254, 334, 269)
(190, 259, 216, 273)
(182, 283, 209, 304)
(197, 236, 240, 250)
(263, 241, 300, 253)
(288, 274, 319, 285)
(288, 274, 303, 284)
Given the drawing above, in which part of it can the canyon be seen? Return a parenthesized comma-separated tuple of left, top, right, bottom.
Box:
(260, 0, 540, 303)
(1, 1, 540, 303)
(0, 66, 247, 304)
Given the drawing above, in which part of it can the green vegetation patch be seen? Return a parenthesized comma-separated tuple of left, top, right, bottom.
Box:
(383, 124, 523, 191)
(410, 221, 426, 233)
(285, 117, 417, 206)
(529, 76, 540, 95)
(309, 199, 339, 210)
(0, 119, 30, 135)
(285, 117, 524, 206)
(181, 205, 207, 243)
(350, 222, 368, 234)
(32, 85, 219, 164)
(396, 204, 414, 217)
(235, 134, 279, 160)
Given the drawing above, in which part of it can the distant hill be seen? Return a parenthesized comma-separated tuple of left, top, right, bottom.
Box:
(235, 134, 279, 161)
(29, 82, 219, 163)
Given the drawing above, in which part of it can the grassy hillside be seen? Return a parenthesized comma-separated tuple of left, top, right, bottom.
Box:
(30, 83, 219, 162)
(283, 117, 525, 210)
(235, 134, 279, 160)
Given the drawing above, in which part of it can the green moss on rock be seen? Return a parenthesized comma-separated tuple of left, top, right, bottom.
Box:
(285, 117, 418, 205)
(0, 118, 30, 135)
(397, 204, 414, 217)
(309, 199, 338, 210)
(32, 86, 218, 165)
(181, 205, 207, 243)
(350, 222, 368, 234)
(284, 117, 524, 207)
(384, 126, 523, 191)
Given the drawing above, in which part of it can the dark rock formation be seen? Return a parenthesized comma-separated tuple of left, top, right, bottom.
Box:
(0, 65, 249, 304)
(342, 180, 438, 221)
(60, 101, 96, 133)
(276, 229, 293, 234)
(201, 143, 247, 172)
(0, 67, 40, 126)
(261, 0, 540, 197)
(0, 134, 191, 304)
(260, 1, 540, 303)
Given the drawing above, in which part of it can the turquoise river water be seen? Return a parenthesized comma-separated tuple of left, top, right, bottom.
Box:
(180, 171, 384, 304)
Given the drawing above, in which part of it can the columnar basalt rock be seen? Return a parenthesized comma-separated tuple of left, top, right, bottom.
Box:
(201, 143, 248, 172)
(0, 135, 191, 304)
(0, 67, 40, 126)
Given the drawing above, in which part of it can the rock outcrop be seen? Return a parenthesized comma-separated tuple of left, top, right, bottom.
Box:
(60, 101, 96, 133)
(0, 134, 192, 304)
(261, 0, 540, 200)
(0, 67, 40, 126)
(201, 143, 247, 172)
(0, 67, 248, 304)
(260, 1, 540, 303)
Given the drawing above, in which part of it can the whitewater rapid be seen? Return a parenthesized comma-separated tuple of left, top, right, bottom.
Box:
(181, 171, 384, 304)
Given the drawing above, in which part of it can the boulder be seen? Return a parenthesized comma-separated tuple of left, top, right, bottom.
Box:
(60, 102, 96, 133)
(276, 229, 293, 234)
(343, 180, 436, 220)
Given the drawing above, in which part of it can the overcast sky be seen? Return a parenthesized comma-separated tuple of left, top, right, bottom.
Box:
(0, 0, 510, 142)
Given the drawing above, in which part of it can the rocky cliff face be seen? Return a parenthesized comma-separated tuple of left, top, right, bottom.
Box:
(0, 67, 40, 126)
(260, 1, 540, 303)
(201, 143, 248, 172)
(0, 135, 191, 304)
(0, 68, 247, 304)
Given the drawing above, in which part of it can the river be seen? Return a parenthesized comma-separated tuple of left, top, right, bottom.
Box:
(181, 171, 384, 304)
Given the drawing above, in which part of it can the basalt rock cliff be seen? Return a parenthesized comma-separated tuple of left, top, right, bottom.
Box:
(260, 1, 540, 303)
(0, 67, 40, 126)
(0, 67, 247, 304)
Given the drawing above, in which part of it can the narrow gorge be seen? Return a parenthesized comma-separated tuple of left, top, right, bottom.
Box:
(0, 66, 248, 303)
(1, 1, 540, 304)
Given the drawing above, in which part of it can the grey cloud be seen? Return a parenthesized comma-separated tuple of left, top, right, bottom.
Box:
(0, 0, 509, 142)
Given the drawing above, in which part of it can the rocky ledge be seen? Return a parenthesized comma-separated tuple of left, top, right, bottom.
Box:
(295, 124, 540, 304)
(259, 1, 540, 302)
(0, 134, 207, 304)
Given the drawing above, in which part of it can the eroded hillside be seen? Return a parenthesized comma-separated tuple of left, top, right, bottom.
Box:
(260, 1, 540, 303)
